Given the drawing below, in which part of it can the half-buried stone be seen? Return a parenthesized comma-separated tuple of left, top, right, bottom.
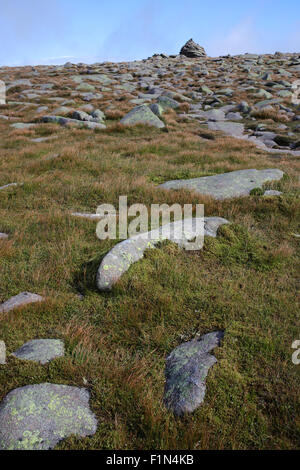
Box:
(42, 115, 106, 130)
(164, 331, 223, 417)
(12, 339, 65, 365)
(0, 383, 97, 450)
(120, 105, 165, 128)
(0, 183, 19, 191)
(97, 217, 229, 291)
(263, 189, 282, 196)
(207, 121, 244, 137)
(10, 123, 37, 130)
(0, 341, 6, 365)
(0, 292, 44, 314)
(157, 95, 180, 111)
(159, 169, 284, 200)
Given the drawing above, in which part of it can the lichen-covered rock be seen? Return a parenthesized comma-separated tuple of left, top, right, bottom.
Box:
(149, 103, 164, 117)
(91, 109, 106, 123)
(157, 95, 180, 111)
(71, 74, 113, 86)
(120, 105, 165, 128)
(0, 292, 44, 314)
(12, 339, 65, 365)
(159, 169, 284, 200)
(180, 39, 207, 58)
(225, 111, 243, 121)
(97, 217, 229, 291)
(207, 121, 244, 136)
(0, 383, 97, 450)
(76, 83, 95, 92)
(200, 85, 213, 95)
(71, 110, 94, 122)
(42, 115, 106, 129)
(164, 331, 224, 416)
(263, 189, 282, 196)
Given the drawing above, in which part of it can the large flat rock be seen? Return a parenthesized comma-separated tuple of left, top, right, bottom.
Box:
(164, 331, 223, 416)
(0, 292, 44, 314)
(159, 169, 284, 200)
(0, 383, 97, 450)
(12, 339, 65, 365)
(97, 217, 229, 291)
(207, 121, 244, 136)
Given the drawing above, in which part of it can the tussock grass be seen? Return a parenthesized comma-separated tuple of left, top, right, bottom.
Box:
(251, 109, 290, 122)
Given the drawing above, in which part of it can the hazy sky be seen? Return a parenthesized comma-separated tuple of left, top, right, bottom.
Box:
(0, 0, 299, 66)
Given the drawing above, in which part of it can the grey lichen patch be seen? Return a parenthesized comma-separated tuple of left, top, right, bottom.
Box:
(0, 383, 97, 450)
(159, 169, 284, 200)
(97, 217, 229, 291)
(120, 105, 165, 128)
(164, 331, 224, 417)
(0, 292, 44, 314)
(12, 339, 65, 365)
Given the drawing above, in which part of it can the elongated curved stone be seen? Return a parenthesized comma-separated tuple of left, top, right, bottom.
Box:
(159, 169, 284, 200)
(0, 292, 44, 314)
(12, 339, 65, 364)
(120, 105, 165, 128)
(164, 331, 224, 416)
(97, 217, 229, 291)
(0, 383, 97, 450)
(0, 183, 18, 191)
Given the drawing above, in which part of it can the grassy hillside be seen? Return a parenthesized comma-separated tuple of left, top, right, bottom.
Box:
(0, 58, 299, 449)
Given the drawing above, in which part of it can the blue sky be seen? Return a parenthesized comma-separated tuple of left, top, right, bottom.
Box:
(0, 0, 299, 66)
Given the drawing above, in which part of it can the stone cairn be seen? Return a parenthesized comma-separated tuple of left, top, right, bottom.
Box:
(180, 38, 207, 58)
